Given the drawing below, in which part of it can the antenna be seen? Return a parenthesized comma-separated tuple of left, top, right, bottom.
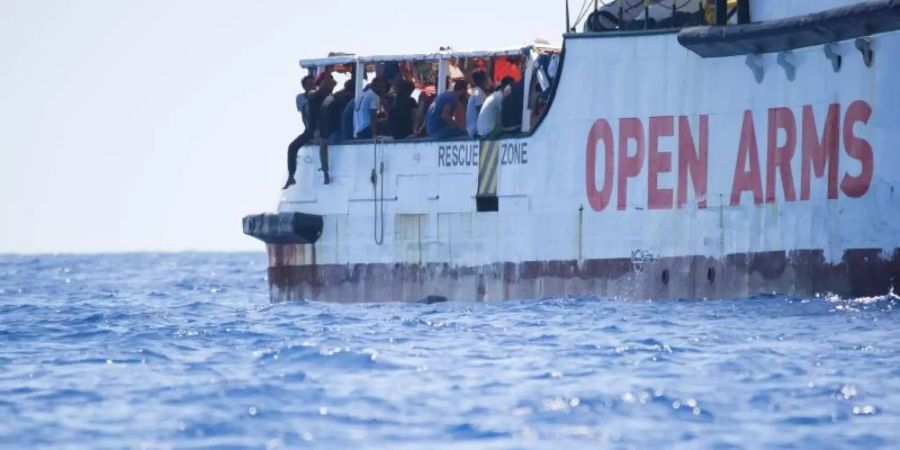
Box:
(566, 0, 572, 33)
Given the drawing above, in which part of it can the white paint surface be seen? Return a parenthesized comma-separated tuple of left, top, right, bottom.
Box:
(278, 26, 900, 268)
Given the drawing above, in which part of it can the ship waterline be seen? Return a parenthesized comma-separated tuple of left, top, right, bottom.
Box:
(265, 245, 900, 303)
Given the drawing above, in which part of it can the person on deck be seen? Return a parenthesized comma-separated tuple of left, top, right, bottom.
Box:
(321, 79, 355, 145)
(501, 79, 524, 133)
(388, 79, 418, 140)
(295, 75, 315, 129)
(283, 72, 336, 189)
(354, 77, 388, 139)
(426, 79, 468, 139)
(477, 76, 514, 139)
(341, 99, 355, 142)
(413, 91, 436, 137)
(314, 79, 356, 185)
(465, 69, 488, 137)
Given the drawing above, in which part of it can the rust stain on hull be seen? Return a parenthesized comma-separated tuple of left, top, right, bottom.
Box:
(264, 246, 900, 303)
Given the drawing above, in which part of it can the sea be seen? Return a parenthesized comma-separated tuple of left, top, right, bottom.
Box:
(0, 253, 898, 450)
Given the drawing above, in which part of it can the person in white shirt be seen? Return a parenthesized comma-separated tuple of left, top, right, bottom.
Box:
(476, 76, 514, 139)
(465, 69, 488, 137)
(354, 77, 387, 139)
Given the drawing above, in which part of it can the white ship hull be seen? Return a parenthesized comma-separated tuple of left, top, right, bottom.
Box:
(247, 1, 900, 302)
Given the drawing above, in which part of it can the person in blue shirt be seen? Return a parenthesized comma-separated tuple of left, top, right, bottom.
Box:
(427, 80, 468, 139)
(295, 75, 315, 128)
(354, 77, 388, 139)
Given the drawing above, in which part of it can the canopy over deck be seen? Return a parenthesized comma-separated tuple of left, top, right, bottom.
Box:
(297, 55, 357, 67)
(298, 44, 560, 69)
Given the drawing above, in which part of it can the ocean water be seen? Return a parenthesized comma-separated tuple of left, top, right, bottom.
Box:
(1, 253, 898, 450)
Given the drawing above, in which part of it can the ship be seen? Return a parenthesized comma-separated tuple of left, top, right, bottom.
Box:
(244, 0, 900, 303)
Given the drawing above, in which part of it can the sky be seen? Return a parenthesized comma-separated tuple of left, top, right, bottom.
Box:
(0, 0, 564, 254)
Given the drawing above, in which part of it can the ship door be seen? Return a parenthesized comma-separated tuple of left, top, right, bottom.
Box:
(476, 140, 499, 212)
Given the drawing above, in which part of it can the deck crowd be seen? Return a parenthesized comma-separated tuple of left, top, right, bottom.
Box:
(284, 56, 556, 189)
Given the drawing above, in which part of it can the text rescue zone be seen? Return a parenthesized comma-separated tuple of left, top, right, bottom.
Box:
(584, 101, 873, 211)
(438, 142, 529, 168)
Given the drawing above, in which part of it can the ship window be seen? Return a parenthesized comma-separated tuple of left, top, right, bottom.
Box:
(583, 0, 733, 32)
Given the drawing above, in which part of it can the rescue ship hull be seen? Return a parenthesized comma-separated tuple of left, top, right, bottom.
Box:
(265, 246, 900, 303)
(247, 0, 900, 302)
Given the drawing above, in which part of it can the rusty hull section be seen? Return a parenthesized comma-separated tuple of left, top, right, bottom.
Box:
(265, 244, 900, 303)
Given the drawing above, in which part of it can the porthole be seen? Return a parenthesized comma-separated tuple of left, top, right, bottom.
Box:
(661, 269, 670, 286)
